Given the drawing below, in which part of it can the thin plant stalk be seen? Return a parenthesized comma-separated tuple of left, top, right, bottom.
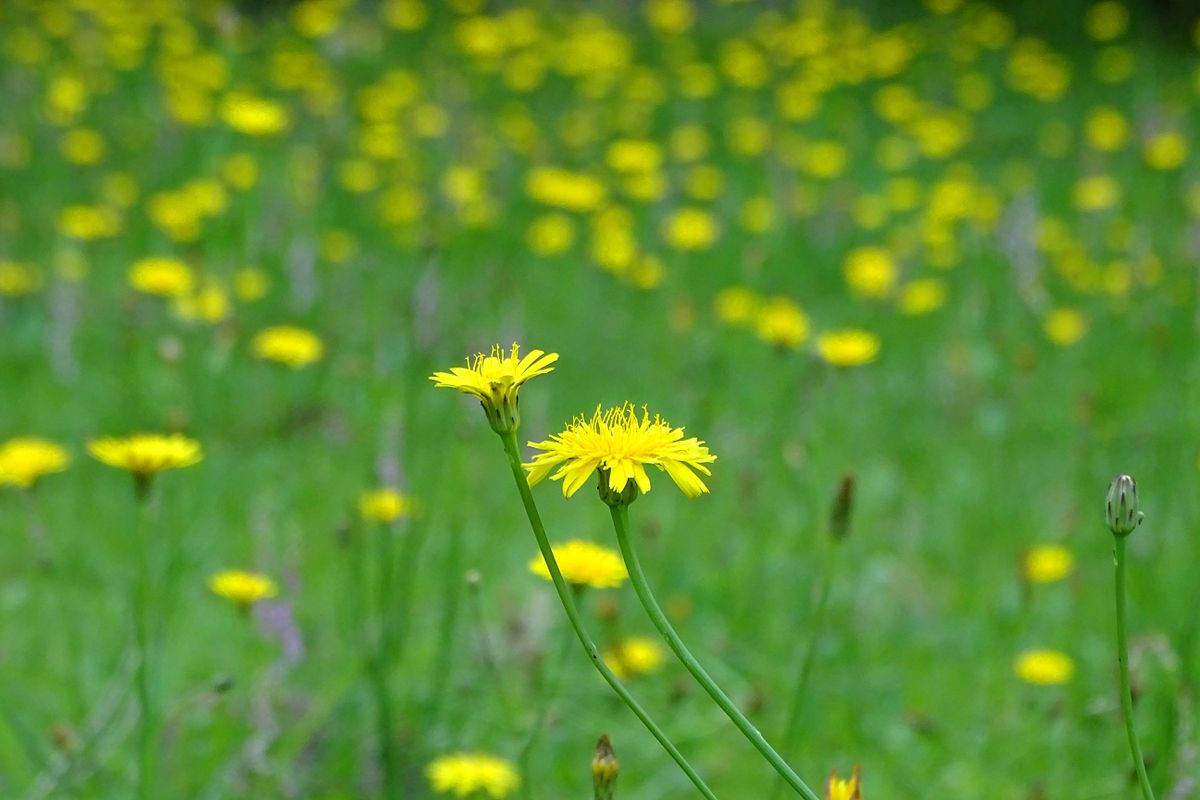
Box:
(608, 503, 820, 800)
(131, 486, 154, 800)
(497, 431, 719, 800)
(371, 522, 400, 800)
(517, 604, 579, 799)
(1114, 535, 1155, 800)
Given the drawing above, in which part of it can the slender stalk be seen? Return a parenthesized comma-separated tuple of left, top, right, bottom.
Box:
(609, 503, 820, 800)
(1114, 536, 1155, 800)
(497, 432, 718, 800)
(372, 525, 400, 799)
(517, 606, 578, 799)
(131, 487, 154, 800)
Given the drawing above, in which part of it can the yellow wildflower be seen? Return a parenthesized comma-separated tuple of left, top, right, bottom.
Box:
(359, 488, 413, 523)
(0, 438, 70, 488)
(430, 344, 558, 434)
(604, 636, 666, 679)
(525, 404, 715, 501)
(714, 286, 760, 327)
(88, 434, 203, 477)
(1085, 1, 1128, 41)
(898, 279, 947, 315)
(825, 766, 861, 800)
(1084, 107, 1128, 151)
(1044, 308, 1087, 346)
(1144, 132, 1187, 171)
(1023, 545, 1074, 584)
(1015, 649, 1074, 685)
(427, 752, 519, 798)
(755, 297, 809, 349)
(529, 540, 628, 588)
(664, 207, 718, 251)
(817, 330, 881, 367)
(128, 257, 194, 298)
(252, 326, 324, 369)
(220, 92, 290, 136)
(208, 570, 278, 609)
(0, 261, 41, 296)
(843, 247, 897, 299)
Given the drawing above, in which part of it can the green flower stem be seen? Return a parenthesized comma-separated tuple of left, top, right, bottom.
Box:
(371, 523, 400, 800)
(517, 594, 579, 799)
(131, 485, 154, 800)
(497, 432, 718, 800)
(1114, 535, 1155, 800)
(609, 503, 820, 800)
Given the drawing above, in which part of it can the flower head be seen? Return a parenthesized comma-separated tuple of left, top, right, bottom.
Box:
(1023, 545, 1074, 583)
(825, 766, 861, 800)
(529, 540, 628, 589)
(592, 735, 619, 800)
(817, 329, 881, 367)
(88, 434, 202, 478)
(128, 257, 194, 298)
(1106, 474, 1142, 536)
(209, 570, 278, 610)
(427, 752, 519, 798)
(1015, 648, 1074, 685)
(252, 325, 324, 369)
(430, 344, 558, 434)
(0, 438, 70, 488)
(604, 636, 666, 679)
(526, 404, 715, 503)
(359, 488, 414, 523)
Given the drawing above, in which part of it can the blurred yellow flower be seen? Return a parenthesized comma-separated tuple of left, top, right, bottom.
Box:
(1085, 1, 1129, 41)
(128, 257, 194, 298)
(233, 268, 270, 302)
(1074, 175, 1120, 212)
(88, 434, 203, 477)
(58, 204, 121, 240)
(252, 326, 325, 369)
(220, 92, 290, 136)
(843, 247, 897, 299)
(526, 212, 576, 256)
(525, 403, 715, 500)
(604, 636, 666, 679)
(529, 540, 628, 589)
(1144, 132, 1187, 171)
(359, 488, 413, 523)
(427, 753, 519, 798)
(1044, 308, 1087, 346)
(825, 766, 861, 800)
(0, 438, 70, 488)
(664, 207, 718, 251)
(755, 297, 809, 349)
(221, 153, 259, 190)
(817, 330, 881, 367)
(525, 167, 606, 212)
(1023, 545, 1074, 584)
(898, 279, 947, 315)
(1015, 649, 1074, 685)
(208, 570, 278, 609)
(715, 286, 759, 327)
(1084, 107, 1128, 151)
(61, 128, 105, 165)
(0, 261, 41, 296)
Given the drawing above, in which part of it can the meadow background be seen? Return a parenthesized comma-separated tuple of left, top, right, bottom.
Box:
(1, 0, 1199, 797)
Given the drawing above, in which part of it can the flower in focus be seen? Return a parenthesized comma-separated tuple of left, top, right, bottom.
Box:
(604, 636, 666, 679)
(429, 344, 558, 434)
(208, 570, 278, 610)
(825, 766, 861, 800)
(529, 540, 628, 588)
(1023, 545, 1074, 584)
(359, 488, 413, 523)
(525, 403, 716, 501)
(427, 752, 519, 798)
(1015, 649, 1074, 685)
(817, 329, 881, 367)
(88, 434, 203, 478)
(0, 438, 71, 488)
(252, 326, 324, 369)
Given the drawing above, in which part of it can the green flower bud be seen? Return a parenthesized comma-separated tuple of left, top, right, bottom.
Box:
(592, 734, 619, 800)
(1105, 474, 1143, 537)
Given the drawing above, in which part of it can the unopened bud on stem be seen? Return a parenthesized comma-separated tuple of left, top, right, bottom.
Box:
(592, 734, 619, 800)
(1105, 474, 1143, 537)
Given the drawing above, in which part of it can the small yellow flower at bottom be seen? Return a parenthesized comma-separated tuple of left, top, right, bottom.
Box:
(529, 540, 628, 589)
(1015, 649, 1074, 685)
(0, 438, 70, 488)
(358, 488, 414, 523)
(429, 344, 558, 434)
(603, 636, 666, 680)
(208, 570, 278, 609)
(88, 434, 202, 477)
(427, 752, 519, 798)
(252, 325, 324, 368)
(825, 766, 861, 800)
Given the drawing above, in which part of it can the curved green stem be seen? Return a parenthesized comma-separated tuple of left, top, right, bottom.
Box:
(1114, 536, 1155, 800)
(498, 432, 718, 800)
(609, 503, 820, 800)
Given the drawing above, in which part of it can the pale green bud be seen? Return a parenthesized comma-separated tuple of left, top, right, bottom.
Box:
(1105, 474, 1143, 537)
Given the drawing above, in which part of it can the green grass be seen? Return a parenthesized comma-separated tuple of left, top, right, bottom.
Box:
(1, 0, 1199, 797)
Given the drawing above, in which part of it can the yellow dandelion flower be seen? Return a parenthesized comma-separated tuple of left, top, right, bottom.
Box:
(843, 246, 897, 299)
(0, 261, 41, 296)
(88, 434, 203, 477)
(427, 752, 519, 798)
(128, 257, 194, 298)
(664, 207, 718, 251)
(817, 329, 881, 367)
(755, 297, 809, 349)
(714, 286, 760, 327)
(1144, 132, 1187, 171)
(1015, 649, 1074, 685)
(1044, 308, 1087, 346)
(208, 570, 278, 609)
(430, 344, 558, 434)
(220, 92, 291, 136)
(898, 279, 947, 315)
(825, 766, 861, 800)
(1085, 1, 1128, 41)
(529, 540, 628, 588)
(252, 326, 324, 369)
(525, 404, 715, 501)
(1084, 107, 1128, 151)
(233, 267, 270, 302)
(359, 488, 413, 523)
(1024, 545, 1075, 584)
(0, 438, 70, 488)
(604, 636, 666, 679)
